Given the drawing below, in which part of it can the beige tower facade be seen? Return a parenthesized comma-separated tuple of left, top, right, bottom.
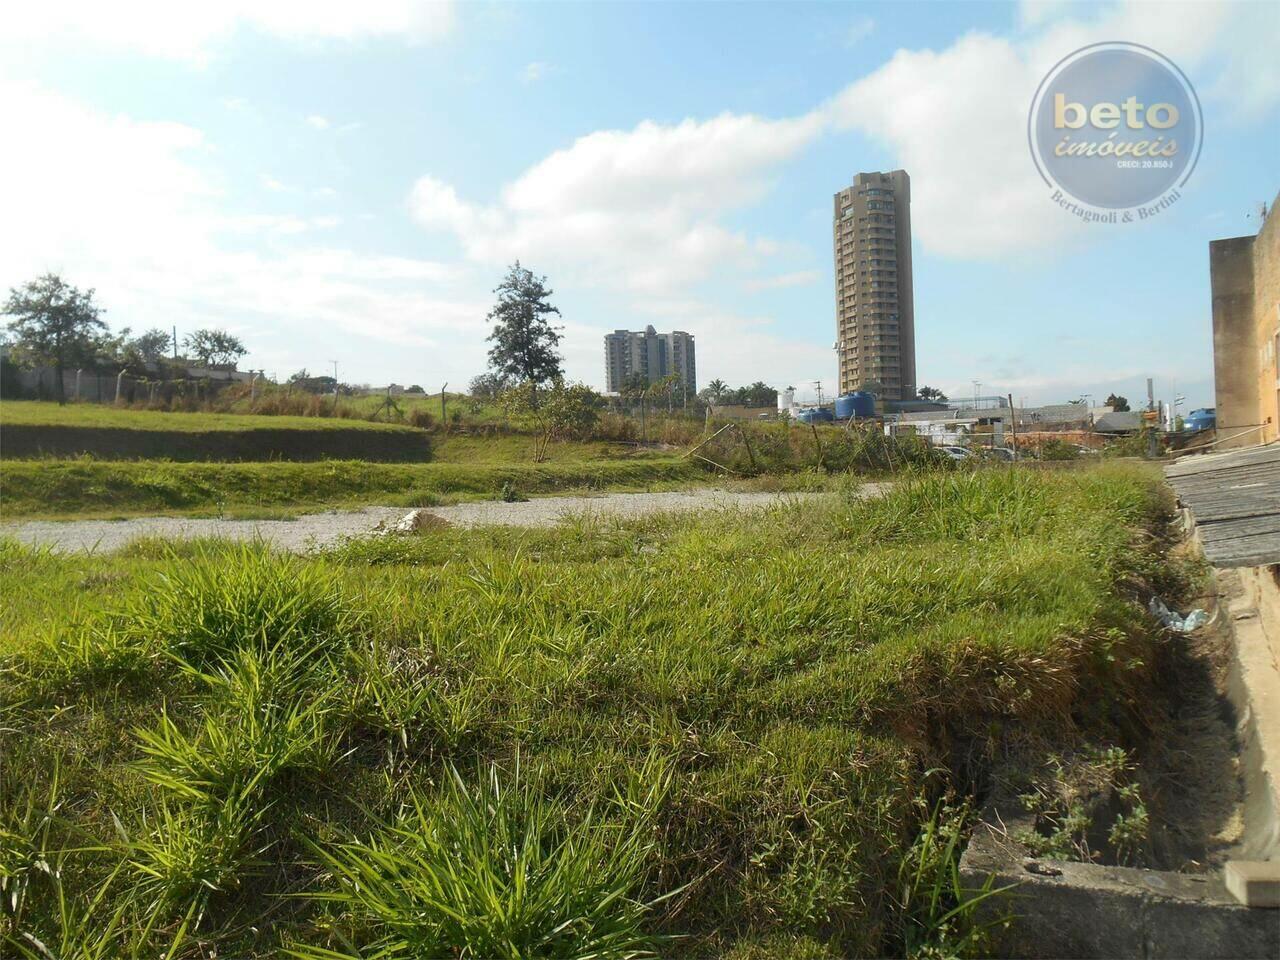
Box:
(834, 170, 916, 400)
(603, 326, 696, 396)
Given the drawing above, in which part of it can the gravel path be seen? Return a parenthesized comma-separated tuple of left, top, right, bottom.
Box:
(1, 489, 838, 554)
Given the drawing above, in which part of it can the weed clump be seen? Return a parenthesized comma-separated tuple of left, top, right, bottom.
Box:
(296, 765, 666, 960)
(115, 544, 362, 665)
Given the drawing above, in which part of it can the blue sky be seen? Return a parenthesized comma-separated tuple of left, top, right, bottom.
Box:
(2, 1, 1277, 409)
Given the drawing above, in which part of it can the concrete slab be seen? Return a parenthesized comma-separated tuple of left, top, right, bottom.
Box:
(960, 808, 1280, 958)
(1225, 860, 1280, 908)
(1218, 567, 1280, 861)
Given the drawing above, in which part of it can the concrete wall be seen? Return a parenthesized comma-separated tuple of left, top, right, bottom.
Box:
(1252, 202, 1280, 445)
(1210, 191, 1280, 450)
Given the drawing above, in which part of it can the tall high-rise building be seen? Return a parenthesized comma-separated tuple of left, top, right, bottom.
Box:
(833, 170, 916, 401)
(603, 326, 696, 395)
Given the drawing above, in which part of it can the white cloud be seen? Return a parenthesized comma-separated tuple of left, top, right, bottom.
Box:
(260, 174, 292, 192)
(824, 32, 1071, 259)
(410, 111, 825, 294)
(305, 114, 331, 130)
(845, 16, 875, 47)
(522, 61, 551, 84)
(0, 81, 474, 381)
(825, 0, 1280, 259)
(3, 0, 457, 64)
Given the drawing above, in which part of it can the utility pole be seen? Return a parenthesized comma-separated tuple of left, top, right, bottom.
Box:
(330, 360, 339, 400)
(1007, 393, 1018, 459)
(1146, 377, 1158, 459)
(440, 382, 448, 422)
(172, 326, 178, 360)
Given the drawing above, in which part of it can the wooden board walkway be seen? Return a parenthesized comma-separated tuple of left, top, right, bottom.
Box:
(1165, 444, 1280, 567)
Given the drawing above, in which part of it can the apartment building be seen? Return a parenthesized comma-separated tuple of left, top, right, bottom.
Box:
(833, 170, 916, 401)
(603, 326, 696, 395)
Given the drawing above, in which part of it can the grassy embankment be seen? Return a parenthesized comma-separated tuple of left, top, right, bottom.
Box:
(0, 401, 433, 463)
(0, 401, 699, 518)
(0, 458, 703, 519)
(0, 402, 424, 432)
(0, 402, 945, 520)
(1, 465, 1182, 958)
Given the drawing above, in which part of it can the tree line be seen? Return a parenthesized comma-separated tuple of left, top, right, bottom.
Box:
(3, 273, 248, 403)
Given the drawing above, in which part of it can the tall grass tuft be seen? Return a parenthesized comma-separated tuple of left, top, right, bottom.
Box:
(115, 544, 362, 665)
(293, 764, 667, 960)
(894, 802, 1012, 960)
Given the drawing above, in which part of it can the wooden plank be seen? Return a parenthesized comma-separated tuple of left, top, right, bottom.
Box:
(1184, 500, 1279, 522)
(1166, 445, 1280, 475)
(1197, 517, 1280, 542)
(1201, 530, 1280, 562)
(1166, 445, 1280, 567)
(1170, 469, 1280, 491)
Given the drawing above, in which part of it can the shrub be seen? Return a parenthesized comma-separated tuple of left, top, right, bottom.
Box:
(1039, 438, 1080, 461)
(407, 408, 435, 430)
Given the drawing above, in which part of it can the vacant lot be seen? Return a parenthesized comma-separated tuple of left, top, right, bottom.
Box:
(0, 457, 703, 519)
(0, 465, 1181, 958)
(0, 489, 835, 553)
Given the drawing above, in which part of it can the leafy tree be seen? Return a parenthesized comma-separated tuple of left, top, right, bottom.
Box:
(485, 262, 563, 404)
(288, 370, 338, 394)
(501, 380, 602, 461)
(649, 373, 683, 412)
(1104, 393, 1130, 412)
(115, 327, 173, 372)
(468, 372, 511, 401)
(917, 385, 948, 402)
(3, 273, 107, 403)
(741, 381, 777, 408)
(620, 372, 649, 400)
(183, 328, 246, 367)
(405, 384, 425, 394)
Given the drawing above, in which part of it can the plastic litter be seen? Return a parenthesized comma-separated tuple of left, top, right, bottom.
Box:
(1148, 596, 1210, 633)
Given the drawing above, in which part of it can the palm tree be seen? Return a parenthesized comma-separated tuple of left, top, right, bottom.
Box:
(706, 378, 727, 402)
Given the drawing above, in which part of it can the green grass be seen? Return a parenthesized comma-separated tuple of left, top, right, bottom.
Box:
(0, 465, 1179, 957)
(0, 400, 422, 433)
(430, 434, 667, 463)
(0, 458, 704, 518)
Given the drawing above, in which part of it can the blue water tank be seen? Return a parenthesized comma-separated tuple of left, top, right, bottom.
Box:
(795, 407, 834, 424)
(835, 391, 876, 420)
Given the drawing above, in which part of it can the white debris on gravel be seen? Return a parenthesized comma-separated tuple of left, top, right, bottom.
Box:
(1, 489, 843, 554)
